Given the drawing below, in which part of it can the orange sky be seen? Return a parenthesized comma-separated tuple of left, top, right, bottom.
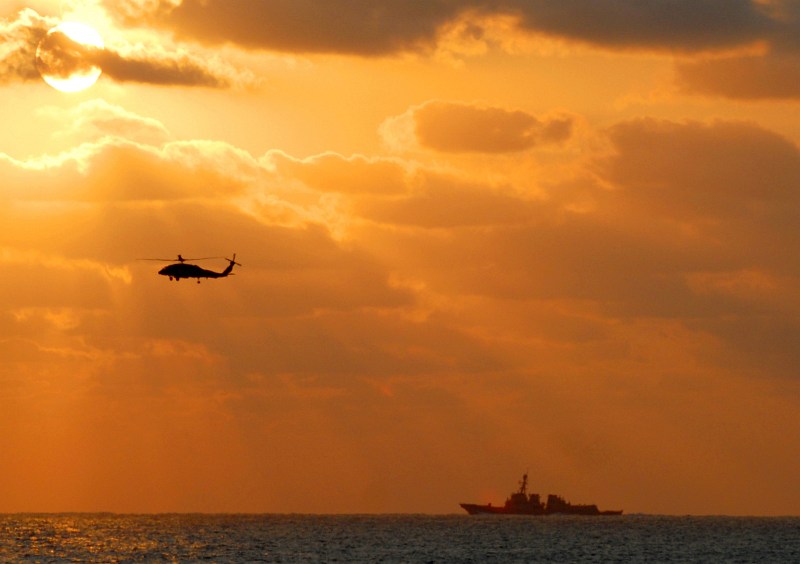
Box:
(0, 0, 798, 515)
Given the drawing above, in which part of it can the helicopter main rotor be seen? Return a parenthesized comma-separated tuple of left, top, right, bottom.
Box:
(138, 254, 223, 263)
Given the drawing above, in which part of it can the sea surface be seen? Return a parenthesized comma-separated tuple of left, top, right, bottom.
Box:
(0, 514, 797, 563)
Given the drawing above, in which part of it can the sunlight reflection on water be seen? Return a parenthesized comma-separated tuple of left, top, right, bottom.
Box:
(0, 514, 797, 562)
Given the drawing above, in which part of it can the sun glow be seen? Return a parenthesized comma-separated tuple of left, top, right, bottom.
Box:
(36, 22, 105, 93)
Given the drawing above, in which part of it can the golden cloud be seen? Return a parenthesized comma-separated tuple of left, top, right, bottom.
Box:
(356, 170, 542, 228)
(676, 51, 800, 99)
(266, 151, 409, 195)
(38, 99, 171, 148)
(382, 100, 573, 154)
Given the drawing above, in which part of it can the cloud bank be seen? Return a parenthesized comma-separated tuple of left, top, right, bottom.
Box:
(8, 101, 796, 388)
(105, 0, 800, 99)
(113, 0, 774, 55)
(2, 75, 799, 512)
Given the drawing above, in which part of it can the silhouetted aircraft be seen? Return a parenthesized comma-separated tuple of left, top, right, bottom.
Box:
(139, 254, 241, 283)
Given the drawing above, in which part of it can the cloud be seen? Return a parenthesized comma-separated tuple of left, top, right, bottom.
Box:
(6, 102, 800, 385)
(2, 99, 800, 512)
(600, 118, 800, 230)
(500, 0, 800, 100)
(103, 1, 800, 101)
(499, 0, 774, 53)
(42, 99, 171, 145)
(0, 139, 428, 456)
(0, 8, 246, 87)
(0, 8, 54, 82)
(382, 100, 573, 153)
(34, 24, 103, 80)
(675, 51, 800, 99)
(108, 0, 780, 57)
(670, 3, 800, 99)
(354, 117, 800, 382)
(96, 43, 248, 87)
(110, 0, 468, 56)
(0, 137, 259, 203)
(0, 101, 417, 322)
(356, 170, 542, 228)
(266, 151, 409, 195)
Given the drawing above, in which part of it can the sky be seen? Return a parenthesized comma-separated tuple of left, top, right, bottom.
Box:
(1, 0, 799, 515)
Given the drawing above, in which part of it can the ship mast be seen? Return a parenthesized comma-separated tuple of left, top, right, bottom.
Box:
(518, 473, 528, 495)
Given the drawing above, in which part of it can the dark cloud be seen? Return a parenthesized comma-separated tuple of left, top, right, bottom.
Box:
(105, 1, 800, 100)
(112, 0, 468, 56)
(35, 27, 101, 80)
(0, 8, 240, 87)
(110, 0, 778, 56)
(671, 2, 800, 99)
(499, 0, 774, 53)
(96, 48, 233, 87)
(508, 0, 800, 100)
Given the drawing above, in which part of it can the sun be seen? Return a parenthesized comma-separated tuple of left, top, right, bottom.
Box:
(36, 22, 105, 93)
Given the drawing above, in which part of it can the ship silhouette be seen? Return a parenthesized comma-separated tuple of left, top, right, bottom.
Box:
(460, 473, 622, 516)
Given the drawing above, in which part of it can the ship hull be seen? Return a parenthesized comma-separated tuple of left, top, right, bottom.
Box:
(460, 503, 543, 515)
(459, 503, 622, 516)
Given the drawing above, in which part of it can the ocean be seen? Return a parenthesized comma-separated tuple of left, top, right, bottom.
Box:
(0, 514, 797, 562)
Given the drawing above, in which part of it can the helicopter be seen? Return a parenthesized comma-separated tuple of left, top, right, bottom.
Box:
(139, 254, 241, 283)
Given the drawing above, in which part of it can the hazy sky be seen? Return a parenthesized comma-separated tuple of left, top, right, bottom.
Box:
(1, 0, 798, 515)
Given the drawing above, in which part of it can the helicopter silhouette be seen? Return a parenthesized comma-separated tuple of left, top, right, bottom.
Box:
(139, 254, 241, 283)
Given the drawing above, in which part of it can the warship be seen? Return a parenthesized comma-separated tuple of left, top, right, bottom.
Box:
(460, 473, 622, 516)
